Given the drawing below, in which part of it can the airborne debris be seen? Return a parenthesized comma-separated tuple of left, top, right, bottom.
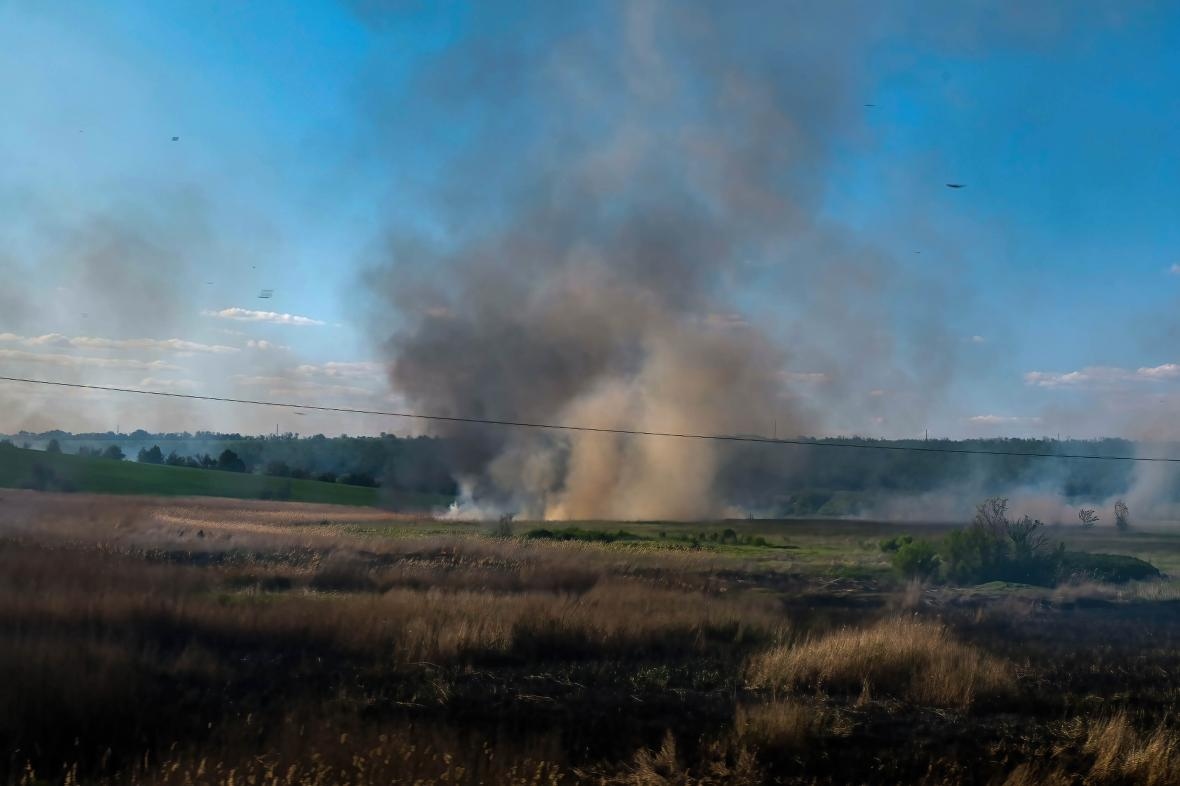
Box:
(258, 289, 274, 299)
(946, 183, 966, 189)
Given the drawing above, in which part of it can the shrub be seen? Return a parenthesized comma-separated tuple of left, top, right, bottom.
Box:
(943, 498, 1064, 586)
(20, 464, 76, 493)
(524, 527, 641, 543)
(1114, 499, 1131, 532)
(488, 514, 515, 538)
(1060, 552, 1160, 583)
(264, 460, 293, 477)
(890, 539, 940, 580)
(880, 535, 914, 553)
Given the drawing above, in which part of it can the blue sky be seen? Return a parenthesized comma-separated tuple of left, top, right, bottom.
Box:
(1, 1, 1179, 439)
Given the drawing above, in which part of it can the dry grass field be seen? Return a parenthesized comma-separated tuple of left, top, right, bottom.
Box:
(5, 490, 1180, 784)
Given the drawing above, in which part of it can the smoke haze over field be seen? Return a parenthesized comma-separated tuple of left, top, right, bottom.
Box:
(3, 2, 1180, 519)
(368, 1, 862, 518)
(365, 1, 1178, 519)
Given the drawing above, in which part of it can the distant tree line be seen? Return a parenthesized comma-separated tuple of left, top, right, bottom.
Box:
(8, 431, 457, 495)
(132, 444, 380, 487)
(76, 444, 127, 461)
(13, 431, 1178, 511)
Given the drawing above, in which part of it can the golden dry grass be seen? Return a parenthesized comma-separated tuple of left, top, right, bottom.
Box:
(998, 714, 1180, 786)
(745, 617, 1013, 708)
(732, 698, 841, 752)
(584, 732, 763, 786)
(1072, 713, 1180, 786)
(0, 495, 789, 779)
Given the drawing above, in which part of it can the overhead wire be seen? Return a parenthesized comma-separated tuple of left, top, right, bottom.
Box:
(1, 375, 1178, 463)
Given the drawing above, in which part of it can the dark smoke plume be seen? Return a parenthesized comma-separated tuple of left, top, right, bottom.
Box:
(363, 1, 883, 519)
(364, 1, 1155, 519)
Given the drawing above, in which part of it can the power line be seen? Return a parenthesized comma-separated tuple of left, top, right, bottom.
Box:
(1, 374, 1178, 463)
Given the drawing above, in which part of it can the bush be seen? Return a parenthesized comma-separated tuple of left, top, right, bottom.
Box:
(20, 464, 76, 493)
(1115, 499, 1131, 532)
(524, 527, 641, 543)
(1060, 552, 1160, 583)
(880, 535, 914, 553)
(890, 539, 940, 580)
(263, 460, 293, 477)
(941, 498, 1064, 586)
(488, 515, 515, 538)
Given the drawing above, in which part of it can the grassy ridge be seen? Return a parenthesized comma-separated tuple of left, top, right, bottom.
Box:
(0, 444, 447, 508)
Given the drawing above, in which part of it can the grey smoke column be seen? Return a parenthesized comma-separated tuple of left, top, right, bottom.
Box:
(367, 1, 883, 519)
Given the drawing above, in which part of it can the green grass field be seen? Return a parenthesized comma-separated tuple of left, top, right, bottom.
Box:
(0, 443, 450, 509)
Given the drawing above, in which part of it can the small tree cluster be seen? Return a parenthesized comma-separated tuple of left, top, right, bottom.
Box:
(137, 445, 164, 464)
(886, 498, 1067, 586)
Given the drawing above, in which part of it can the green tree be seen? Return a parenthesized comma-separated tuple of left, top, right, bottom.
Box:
(943, 497, 1063, 586)
(45, 439, 62, 454)
(137, 445, 164, 464)
(101, 445, 125, 461)
(217, 449, 247, 473)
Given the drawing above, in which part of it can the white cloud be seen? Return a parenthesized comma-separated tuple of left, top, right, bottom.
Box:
(969, 335, 986, 344)
(138, 377, 199, 391)
(968, 414, 1042, 425)
(0, 348, 180, 371)
(202, 308, 325, 326)
(233, 374, 289, 386)
(1137, 363, 1180, 380)
(0, 332, 237, 354)
(246, 339, 288, 351)
(295, 361, 384, 379)
(1025, 364, 1180, 388)
(1169, 263, 1180, 276)
(266, 383, 376, 399)
(232, 373, 378, 400)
